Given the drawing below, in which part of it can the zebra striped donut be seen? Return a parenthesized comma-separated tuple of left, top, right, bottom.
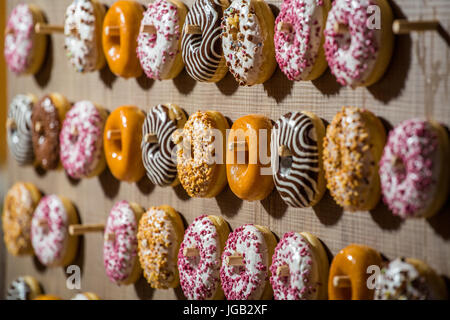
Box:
(7, 94, 35, 166)
(271, 112, 325, 208)
(181, 0, 228, 82)
(141, 104, 181, 187)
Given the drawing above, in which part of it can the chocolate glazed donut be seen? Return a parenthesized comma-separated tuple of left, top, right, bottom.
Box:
(181, 0, 229, 82)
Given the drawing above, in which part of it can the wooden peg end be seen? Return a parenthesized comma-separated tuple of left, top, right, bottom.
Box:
(277, 22, 292, 33)
(333, 23, 349, 34)
(184, 24, 202, 35)
(227, 254, 244, 266)
(276, 265, 290, 277)
(6, 118, 16, 130)
(107, 129, 121, 141)
(105, 232, 115, 242)
(144, 133, 158, 144)
(278, 145, 292, 157)
(34, 121, 43, 133)
(183, 247, 199, 257)
(229, 140, 247, 152)
(143, 24, 156, 34)
(105, 26, 120, 36)
(333, 275, 351, 288)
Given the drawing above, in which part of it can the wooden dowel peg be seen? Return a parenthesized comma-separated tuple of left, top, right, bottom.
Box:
(333, 23, 349, 34)
(229, 140, 247, 152)
(276, 265, 290, 277)
(172, 131, 183, 144)
(183, 247, 199, 257)
(184, 24, 202, 35)
(143, 25, 156, 34)
(35, 23, 64, 34)
(6, 118, 16, 130)
(144, 133, 158, 143)
(105, 232, 116, 242)
(227, 254, 244, 266)
(5, 27, 13, 36)
(333, 275, 351, 288)
(393, 19, 440, 34)
(277, 22, 292, 33)
(69, 223, 105, 236)
(105, 26, 120, 36)
(278, 145, 292, 157)
(37, 219, 48, 227)
(107, 129, 121, 141)
(34, 121, 43, 133)
(70, 126, 78, 136)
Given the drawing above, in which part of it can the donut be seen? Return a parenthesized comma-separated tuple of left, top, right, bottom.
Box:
(270, 232, 329, 300)
(64, 0, 106, 73)
(271, 111, 326, 207)
(323, 107, 386, 211)
(178, 215, 231, 300)
(137, 0, 187, 80)
(6, 94, 37, 166)
(375, 257, 448, 300)
(221, 0, 276, 86)
(175, 111, 229, 198)
(31, 195, 79, 267)
(379, 119, 450, 219)
(103, 106, 146, 183)
(226, 114, 274, 200)
(220, 224, 277, 300)
(71, 292, 101, 300)
(274, 0, 331, 81)
(2, 182, 41, 256)
(102, 0, 144, 78)
(323, 0, 394, 87)
(33, 295, 62, 300)
(141, 104, 187, 187)
(103, 200, 144, 286)
(6, 276, 42, 300)
(60, 101, 108, 179)
(31, 93, 71, 171)
(4, 4, 47, 75)
(137, 205, 185, 289)
(181, 0, 230, 82)
(328, 244, 382, 300)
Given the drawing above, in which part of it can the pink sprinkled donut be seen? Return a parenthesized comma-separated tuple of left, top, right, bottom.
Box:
(379, 119, 450, 219)
(31, 195, 79, 267)
(220, 224, 277, 300)
(60, 101, 107, 179)
(270, 232, 329, 300)
(274, 0, 330, 81)
(103, 201, 144, 285)
(4, 4, 47, 75)
(178, 215, 230, 300)
(323, 0, 394, 87)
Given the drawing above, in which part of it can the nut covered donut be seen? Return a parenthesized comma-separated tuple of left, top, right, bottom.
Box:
(271, 112, 326, 208)
(2, 182, 41, 256)
(178, 215, 231, 300)
(102, 1, 144, 78)
(6, 94, 36, 166)
(137, 205, 185, 289)
(31, 195, 79, 267)
(328, 244, 382, 300)
(274, 0, 331, 81)
(226, 114, 274, 200)
(103, 201, 144, 286)
(4, 4, 47, 75)
(137, 0, 187, 80)
(31, 93, 71, 171)
(221, 0, 276, 86)
(175, 111, 229, 198)
(270, 232, 329, 300)
(64, 0, 106, 73)
(324, 0, 394, 87)
(104, 106, 146, 183)
(60, 101, 108, 179)
(220, 224, 277, 300)
(181, 0, 230, 82)
(379, 119, 450, 219)
(323, 107, 386, 211)
(141, 104, 187, 187)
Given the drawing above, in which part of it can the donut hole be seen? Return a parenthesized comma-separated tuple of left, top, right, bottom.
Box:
(392, 156, 407, 180)
(112, 138, 122, 153)
(279, 155, 293, 176)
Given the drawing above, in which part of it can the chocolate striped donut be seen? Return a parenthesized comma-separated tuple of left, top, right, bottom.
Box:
(271, 112, 321, 208)
(7, 94, 35, 166)
(141, 104, 179, 186)
(181, 0, 227, 82)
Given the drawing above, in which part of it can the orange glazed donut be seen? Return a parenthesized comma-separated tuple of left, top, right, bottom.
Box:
(104, 106, 146, 182)
(226, 114, 274, 201)
(102, 1, 144, 78)
(328, 244, 382, 300)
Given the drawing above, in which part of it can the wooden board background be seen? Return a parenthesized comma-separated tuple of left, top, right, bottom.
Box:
(1, 0, 450, 300)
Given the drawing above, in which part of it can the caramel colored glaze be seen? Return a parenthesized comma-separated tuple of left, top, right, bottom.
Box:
(226, 114, 274, 200)
(33, 294, 62, 300)
(103, 106, 146, 182)
(102, 1, 144, 78)
(328, 244, 382, 300)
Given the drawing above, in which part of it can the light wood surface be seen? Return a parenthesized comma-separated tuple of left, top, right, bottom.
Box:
(2, 0, 450, 300)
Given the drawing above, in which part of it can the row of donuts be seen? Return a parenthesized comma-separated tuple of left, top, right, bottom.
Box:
(6, 0, 433, 87)
(3, 184, 448, 300)
(7, 93, 450, 219)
